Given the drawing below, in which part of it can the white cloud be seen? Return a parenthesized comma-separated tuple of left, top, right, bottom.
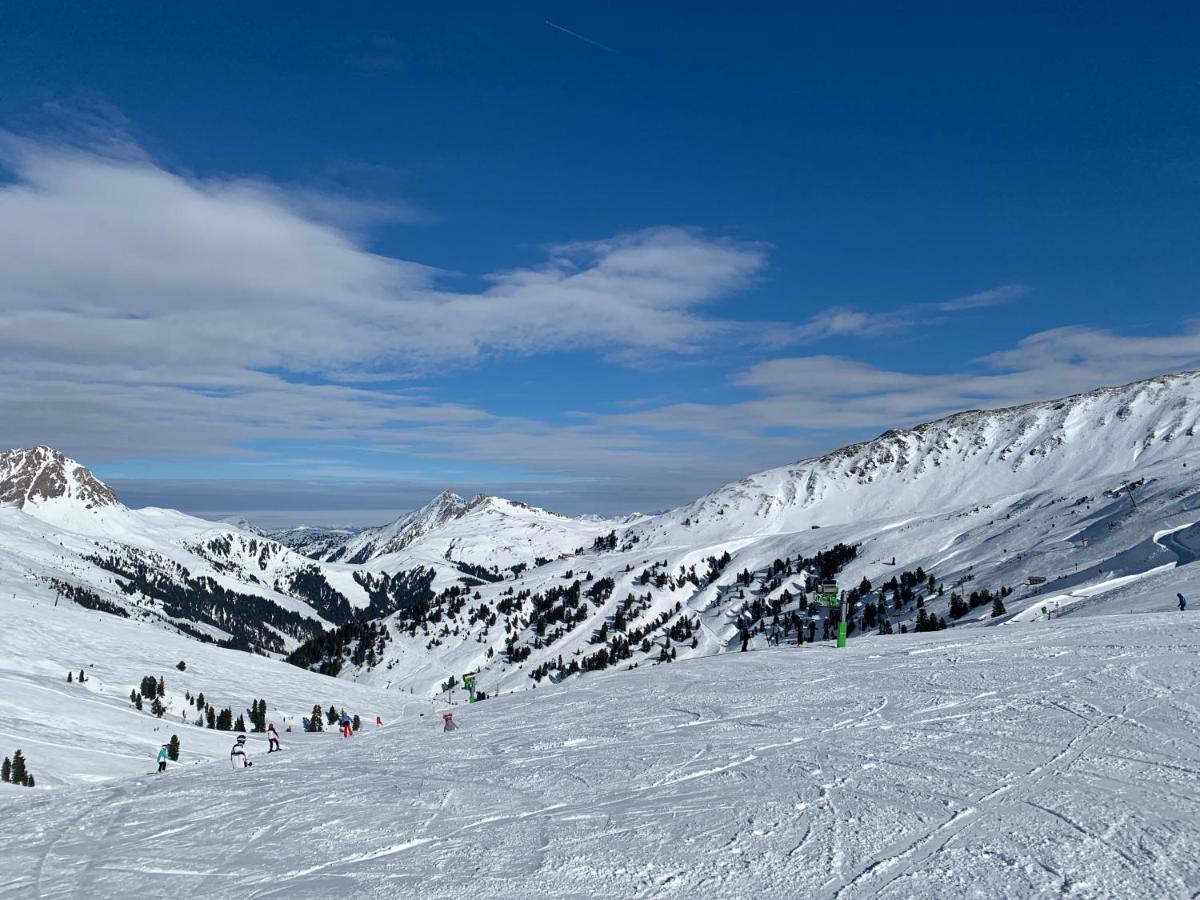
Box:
(601, 322, 1200, 437)
(0, 133, 767, 468)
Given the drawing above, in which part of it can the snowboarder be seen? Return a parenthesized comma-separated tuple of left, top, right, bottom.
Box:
(339, 712, 353, 738)
(231, 734, 252, 769)
(156, 744, 169, 773)
(1179, 593, 1188, 612)
(442, 713, 457, 733)
(267, 722, 280, 753)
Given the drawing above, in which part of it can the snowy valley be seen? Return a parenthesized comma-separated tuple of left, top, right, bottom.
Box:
(2, 370, 1200, 897)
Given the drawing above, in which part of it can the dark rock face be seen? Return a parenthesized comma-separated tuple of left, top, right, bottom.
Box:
(0, 446, 118, 509)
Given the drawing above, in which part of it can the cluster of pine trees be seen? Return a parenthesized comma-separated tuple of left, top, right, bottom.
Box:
(130, 674, 167, 716)
(1, 750, 34, 787)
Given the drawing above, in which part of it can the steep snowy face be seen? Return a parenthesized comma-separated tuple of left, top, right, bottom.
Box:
(324, 490, 471, 563)
(635, 370, 1200, 543)
(0, 446, 119, 510)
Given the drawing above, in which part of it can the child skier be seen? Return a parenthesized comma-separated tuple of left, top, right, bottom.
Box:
(156, 744, 169, 773)
(231, 734, 252, 769)
(267, 722, 280, 753)
(442, 713, 457, 733)
(339, 712, 353, 738)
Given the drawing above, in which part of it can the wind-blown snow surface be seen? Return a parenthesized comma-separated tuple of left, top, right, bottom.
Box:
(3, 611, 1199, 899)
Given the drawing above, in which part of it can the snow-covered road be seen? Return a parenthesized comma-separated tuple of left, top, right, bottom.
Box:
(3, 613, 1199, 898)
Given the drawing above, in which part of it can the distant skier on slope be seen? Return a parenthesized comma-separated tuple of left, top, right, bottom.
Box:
(156, 744, 169, 773)
(231, 735, 252, 769)
(1179, 593, 1188, 612)
(375, 715, 383, 727)
(442, 713, 457, 733)
(340, 712, 353, 738)
(267, 722, 280, 753)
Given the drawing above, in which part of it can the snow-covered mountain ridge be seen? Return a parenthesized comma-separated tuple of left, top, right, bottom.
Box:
(635, 369, 1200, 544)
(3, 369, 1199, 702)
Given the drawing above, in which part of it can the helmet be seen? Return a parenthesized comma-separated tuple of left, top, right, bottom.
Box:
(236, 734, 247, 744)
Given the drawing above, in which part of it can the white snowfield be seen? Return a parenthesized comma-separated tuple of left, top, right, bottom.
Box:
(2, 611, 1199, 899)
(0, 597, 434, 789)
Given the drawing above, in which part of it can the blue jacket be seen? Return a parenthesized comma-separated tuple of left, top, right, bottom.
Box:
(157, 746, 169, 763)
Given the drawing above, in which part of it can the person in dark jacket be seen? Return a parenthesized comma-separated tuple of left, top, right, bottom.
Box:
(1179, 593, 1188, 612)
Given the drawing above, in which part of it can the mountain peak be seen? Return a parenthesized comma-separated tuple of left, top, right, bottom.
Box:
(0, 446, 119, 510)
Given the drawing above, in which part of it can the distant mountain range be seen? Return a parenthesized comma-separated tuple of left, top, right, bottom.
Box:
(4, 369, 1199, 696)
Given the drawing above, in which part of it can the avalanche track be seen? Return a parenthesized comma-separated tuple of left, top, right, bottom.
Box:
(3, 614, 1199, 899)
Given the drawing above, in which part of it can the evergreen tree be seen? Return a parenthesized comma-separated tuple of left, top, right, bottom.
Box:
(168, 734, 181, 762)
(151, 697, 166, 718)
(157, 676, 166, 696)
(176, 660, 187, 671)
(327, 705, 338, 725)
(10, 750, 26, 785)
(205, 705, 216, 729)
(24, 774, 34, 788)
(196, 691, 205, 710)
(1, 756, 9, 783)
(67, 671, 73, 683)
(135, 694, 143, 711)
(352, 714, 361, 731)
(130, 689, 138, 706)
(78, 669, 86, 682)
(216, 707, 232, 731)
(310, 703, 325, 732)
(991, 596, 1007, 618)
(233, 713, 246, 732)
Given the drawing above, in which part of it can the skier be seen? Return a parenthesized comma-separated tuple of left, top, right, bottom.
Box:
(739, 628, 750, 652)
(375, 715, 382, 728)
(156, 744, 169, 773)
(339, 712, 353, 738)
(231, 734, 252, 770)
(1179, 593, 1188, 612)
(267, 722, 280, 753)
(442, 712, 458, 733)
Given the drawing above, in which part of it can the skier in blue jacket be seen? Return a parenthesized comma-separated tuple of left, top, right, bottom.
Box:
(156, 744, 169, 773)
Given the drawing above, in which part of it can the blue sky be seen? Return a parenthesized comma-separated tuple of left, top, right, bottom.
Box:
(2, 4, 1198, 525)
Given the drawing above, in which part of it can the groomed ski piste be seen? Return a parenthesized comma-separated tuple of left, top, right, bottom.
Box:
(3, 569, 1200, 898)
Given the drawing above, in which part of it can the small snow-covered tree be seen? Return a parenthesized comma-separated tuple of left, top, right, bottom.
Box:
(233, 714, 246, 732)
(992, 596, 1007, 618)
(310, 704, 324, 731)
(67, 671, 73, 683)
(168, 734, 181, 761)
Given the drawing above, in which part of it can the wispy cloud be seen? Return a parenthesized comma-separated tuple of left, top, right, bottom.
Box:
(788, 284, 1030, 343)
(600, 322, 1200, 437)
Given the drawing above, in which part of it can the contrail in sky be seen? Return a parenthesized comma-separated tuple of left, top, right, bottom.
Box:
(545, 19, 619, 53)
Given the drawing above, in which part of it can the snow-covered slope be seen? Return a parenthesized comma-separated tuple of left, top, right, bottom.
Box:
(633, 369, 1200, 546)
(304, 370, 1200, 699)
(4, 607, 1199, 898)
(0, 451, 383, 655)
(0, 594, 434, 789)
